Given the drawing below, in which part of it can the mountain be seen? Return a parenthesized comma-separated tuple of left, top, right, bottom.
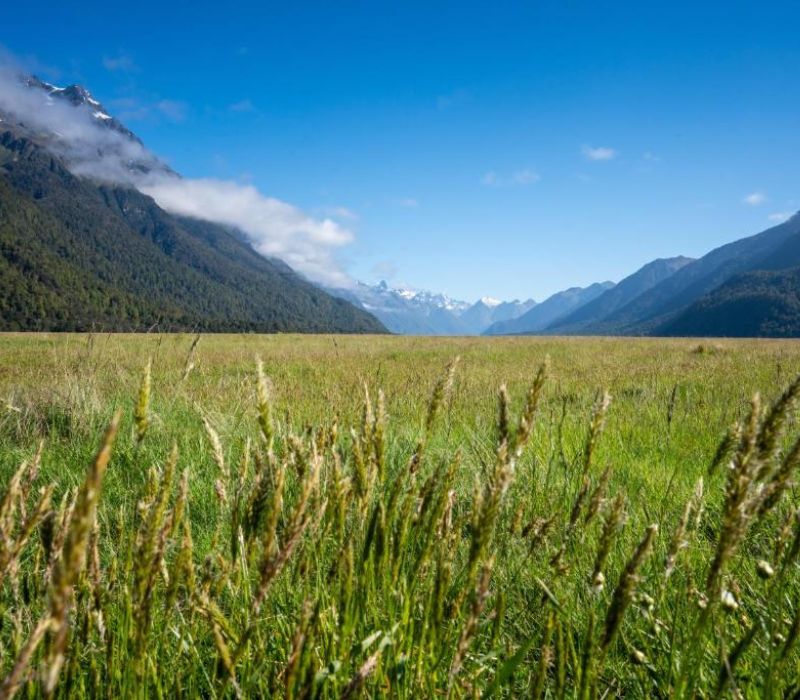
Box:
(25, 77, 142, 144)
(330, 281, 469, 334)
(330, 282, 534, 335)
(545, 256, 694, 333)
(581, 214, 800, 335)
(662, 266, 800, 337)
(0, 77, 385, 333)
(458, 297, 537, 334)
(484, 281, 614, 335)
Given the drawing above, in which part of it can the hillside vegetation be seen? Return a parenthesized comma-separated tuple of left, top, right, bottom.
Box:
(664, 267, 800, 337)
(0, 334, 799, 696)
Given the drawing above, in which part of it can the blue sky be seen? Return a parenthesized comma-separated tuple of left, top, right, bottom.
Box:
(3, 1, 799, 301)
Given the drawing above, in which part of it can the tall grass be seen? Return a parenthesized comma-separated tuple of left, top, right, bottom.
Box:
(0, 333, 798, 696)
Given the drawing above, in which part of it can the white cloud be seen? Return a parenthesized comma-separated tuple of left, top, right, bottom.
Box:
(768, 211, 791, 223)
(582, 145, 617, 161)
(743, 191, 767, 206)
(0, 63, 160, 183)
(398, 197, 419, 208)
(482, 168, 540, 187)
(140, 177, 354, 287)
(511, 169, 540, 185)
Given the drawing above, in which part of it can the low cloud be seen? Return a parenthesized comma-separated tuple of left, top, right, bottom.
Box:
(0, 54, 355, 287)
(482, 168, 540, 187)
(768, 211, 791, 223)
(582, 145, 617, 161)
(0, 62, 160, 183)
(140, 177, 354, 287)
(398, 197, 419, 208)
(743, 191, 767, 206)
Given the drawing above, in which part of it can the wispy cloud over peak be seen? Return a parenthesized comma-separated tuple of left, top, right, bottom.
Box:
(743, 191, 767, 206)
(482, 168, 540, 187)
(582, 145, 617, 161)
(768, 211, 791, 223)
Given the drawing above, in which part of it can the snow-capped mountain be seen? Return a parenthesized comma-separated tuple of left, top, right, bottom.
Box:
(330, 281, 535, 335)
(25, 76, 142, 143)
(459, 296, 537, 334)
(0, 73, 172, 181)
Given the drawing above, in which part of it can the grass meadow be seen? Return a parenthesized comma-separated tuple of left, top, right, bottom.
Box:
(1, 333, 800, 697)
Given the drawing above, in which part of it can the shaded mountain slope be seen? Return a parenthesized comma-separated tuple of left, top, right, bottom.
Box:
(661, 267, 800, 337)
(484, 282, 614, 335)
(586, 214, 800, 334)
(547, 256, 693, 333)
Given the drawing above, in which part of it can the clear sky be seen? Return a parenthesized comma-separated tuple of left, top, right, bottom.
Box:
(3, 1, 799, 301)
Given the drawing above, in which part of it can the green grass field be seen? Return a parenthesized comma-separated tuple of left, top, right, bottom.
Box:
(1, 333, 800, 697)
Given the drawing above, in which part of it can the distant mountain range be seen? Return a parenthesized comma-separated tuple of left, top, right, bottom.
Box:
(543, 257, 694, 334)
(362, 210, 800, 339)
(484, 282, 614, 335)
(330, 281, 535, 335)
(0, 75, 385, 333)
(480, 214, 800, 338)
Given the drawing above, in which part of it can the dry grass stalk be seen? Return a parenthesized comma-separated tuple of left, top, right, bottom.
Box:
(449, 559, 493, 682)
(591, 494, 626, 593)
(202, 416, 228, 481)
(134, 358, 152, 445)
(665, 478, 703, 579)
(255, 356, 274, 448)
(600, 523, 658, 654)
(43, 411, 120, 695)
(181, 335, 200, 381)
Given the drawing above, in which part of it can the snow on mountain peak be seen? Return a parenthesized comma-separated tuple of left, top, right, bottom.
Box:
(328, 280, 536, 335)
